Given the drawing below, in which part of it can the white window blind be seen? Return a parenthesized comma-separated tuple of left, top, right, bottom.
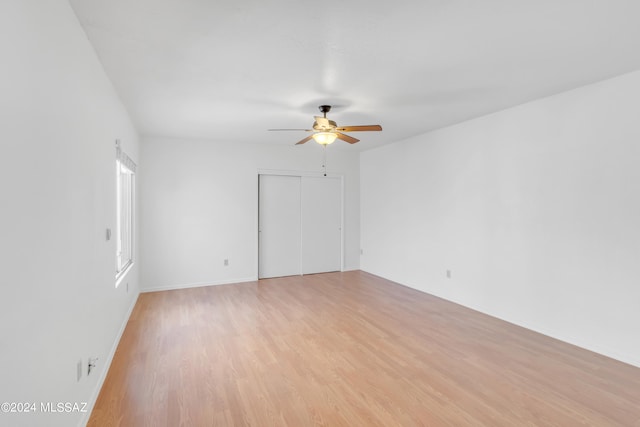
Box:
(116, 141, 136, 281)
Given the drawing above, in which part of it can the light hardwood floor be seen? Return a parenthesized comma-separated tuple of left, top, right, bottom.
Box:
(89, 271, 640, 426)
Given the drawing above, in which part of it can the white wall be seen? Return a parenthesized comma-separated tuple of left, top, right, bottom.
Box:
(361, 70, 640, 367)
(0, 1, 140, 426)
(139, 138, 360, 291)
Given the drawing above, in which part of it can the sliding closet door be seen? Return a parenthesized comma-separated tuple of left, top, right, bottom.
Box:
(301, 177, 342, 274)
(258, 175, 301, 279)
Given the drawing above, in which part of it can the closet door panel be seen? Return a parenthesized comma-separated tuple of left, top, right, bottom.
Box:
(301, 176, 342, 275)
(258, 175, 301, 278)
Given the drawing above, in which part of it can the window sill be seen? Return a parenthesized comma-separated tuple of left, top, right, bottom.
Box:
(115, 262, 134, 288)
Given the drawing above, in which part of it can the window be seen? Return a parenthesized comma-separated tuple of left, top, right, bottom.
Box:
(116, 141, 136, 282)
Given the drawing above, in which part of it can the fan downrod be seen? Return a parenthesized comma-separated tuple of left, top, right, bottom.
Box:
(319, 105, 332, 117)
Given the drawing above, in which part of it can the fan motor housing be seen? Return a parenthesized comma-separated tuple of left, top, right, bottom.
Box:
(313, 120, 337, 131)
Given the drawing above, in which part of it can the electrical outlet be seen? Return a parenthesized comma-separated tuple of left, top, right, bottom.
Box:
(77, 359, 83, 382)
(224, 259, 229, 266)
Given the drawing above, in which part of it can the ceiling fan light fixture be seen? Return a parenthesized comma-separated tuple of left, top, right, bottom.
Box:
(312, 132, 337, 145)
(268, 105, 381, 145)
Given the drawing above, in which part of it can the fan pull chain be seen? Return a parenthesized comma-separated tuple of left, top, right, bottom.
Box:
(322, 145, 327, 176)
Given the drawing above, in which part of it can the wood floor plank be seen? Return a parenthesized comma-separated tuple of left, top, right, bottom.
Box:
(88, 271, 640, 426)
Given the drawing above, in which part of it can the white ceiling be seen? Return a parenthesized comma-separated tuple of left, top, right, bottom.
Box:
(69, 0, 640, 150)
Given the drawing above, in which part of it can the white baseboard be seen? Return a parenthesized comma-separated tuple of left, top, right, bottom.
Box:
(141, 276, 258, 293)
(506, 320, 640, 369)
(78, 292, 140, 427)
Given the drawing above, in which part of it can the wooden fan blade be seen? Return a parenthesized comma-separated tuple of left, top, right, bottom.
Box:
(295, 135, 314, 145)
(268, 129, 312, 131)
(336, 132, 359, 144)
(336, 125, 382, 132)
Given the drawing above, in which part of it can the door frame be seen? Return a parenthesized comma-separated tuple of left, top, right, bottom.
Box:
(256, 169, 344, 279)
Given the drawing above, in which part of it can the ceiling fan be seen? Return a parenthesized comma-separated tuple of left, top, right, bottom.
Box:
(268, 105, 382, 145)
